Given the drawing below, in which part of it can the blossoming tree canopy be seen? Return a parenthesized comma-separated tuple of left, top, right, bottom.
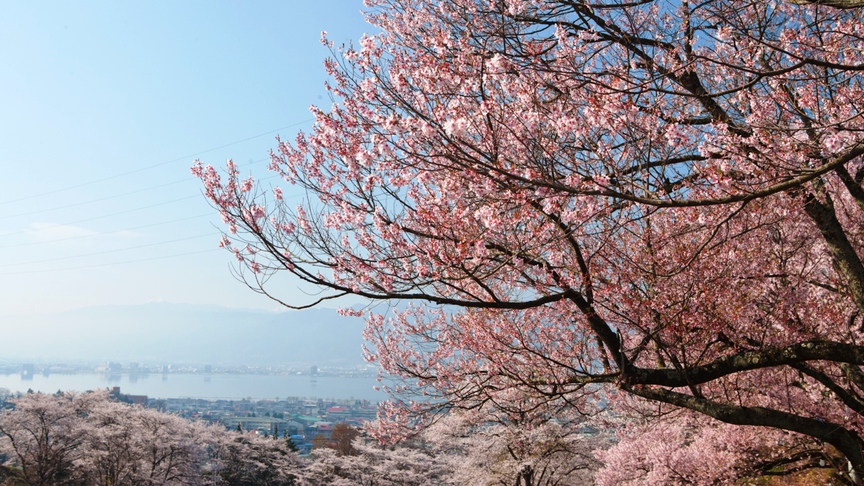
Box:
(194, 0, 864, 479)
(0, 391, 304, 485)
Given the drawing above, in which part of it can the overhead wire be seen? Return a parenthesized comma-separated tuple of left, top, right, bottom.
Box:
(0, 195, 201, 238)
(0, 233, 220, 268)
(0, 122, 304, 275)
(0, 156, 272, 221)
(0, 214, 214, 249)
(0, 248, 224, 276)
(0, 120, 311, 206)
(0, 178, 191, 221)
(0, 172, 284, 235)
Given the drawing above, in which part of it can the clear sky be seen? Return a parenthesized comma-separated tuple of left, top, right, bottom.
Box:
(0, 1, 372, 315)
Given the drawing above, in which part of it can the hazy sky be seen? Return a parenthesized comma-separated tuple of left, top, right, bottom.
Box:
(0, 1, 371, 315)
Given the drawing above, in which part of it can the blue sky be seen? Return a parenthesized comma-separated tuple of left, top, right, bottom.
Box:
(0, 1, 371, 315)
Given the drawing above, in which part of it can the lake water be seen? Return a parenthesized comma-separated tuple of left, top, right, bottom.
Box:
(0, 373, 386, 401)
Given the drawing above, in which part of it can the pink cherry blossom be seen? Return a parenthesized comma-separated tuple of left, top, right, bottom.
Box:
(195, 1, 864, 481)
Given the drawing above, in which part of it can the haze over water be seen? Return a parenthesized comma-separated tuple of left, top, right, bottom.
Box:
(0, 372, 385, 401)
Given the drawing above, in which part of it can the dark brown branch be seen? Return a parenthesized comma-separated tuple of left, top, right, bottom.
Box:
(804, 192, 864, 315)
(624, 385, 864, 477)
(629, 341, 864, 387)
(787, 0, 864, 8)
(836, 166, 864, 212)
(791, 363, 864, 416)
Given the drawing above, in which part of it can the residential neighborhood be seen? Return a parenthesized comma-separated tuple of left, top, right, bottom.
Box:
(113, 387, 379, 455)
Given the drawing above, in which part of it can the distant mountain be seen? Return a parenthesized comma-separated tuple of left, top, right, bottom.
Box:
(0, 303, 370, 366)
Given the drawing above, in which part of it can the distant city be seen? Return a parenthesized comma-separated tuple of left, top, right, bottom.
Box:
(0, 361, 386, 455)
(0, 359, 386, 404)
(134, 391, 380, 455)
(0, 303, 388, 452)
(3, 361, 378, 379)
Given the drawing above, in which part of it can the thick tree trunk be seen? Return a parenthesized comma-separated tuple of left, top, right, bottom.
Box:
(517, 465, 534, 486)
(804, 193, 864, 316)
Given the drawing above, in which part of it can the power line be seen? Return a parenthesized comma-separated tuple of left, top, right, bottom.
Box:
(0, 157, 280, 223)
(0, 178, 190, 221)
(0, 173, 291, 246)
(0, 233, 219, 268)
(0, 120, 311, 206)
(0, 195, 201, 238)
(0, 214, 214, 249)
(0, 248, 224, 276)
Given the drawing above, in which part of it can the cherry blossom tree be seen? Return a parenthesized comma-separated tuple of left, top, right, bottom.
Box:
(75, 398, 208, 486)
(303, 412, 604, 486)
(0, 392, 304, 486)
(302, 444, 447, 486)
(594, 404, 849, 485)
(424, 411, 604, 486)
(0, 392, 94, 486)
(194, 0, 864, 480)
(204, 429, 304, 486)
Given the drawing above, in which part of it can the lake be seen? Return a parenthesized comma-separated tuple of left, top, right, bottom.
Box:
(0, 373, 386, 401)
